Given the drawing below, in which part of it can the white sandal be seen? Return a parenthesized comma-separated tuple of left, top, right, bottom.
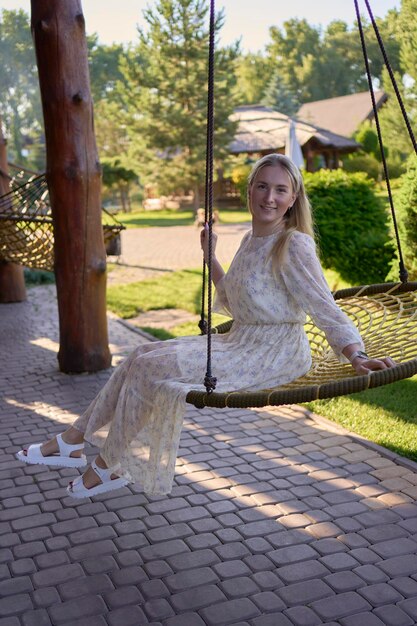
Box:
(16, 433, 87, 468)
(66, 458, 130, 499)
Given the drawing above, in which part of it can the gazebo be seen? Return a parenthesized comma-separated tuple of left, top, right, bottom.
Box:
(229, 105, 360, 172)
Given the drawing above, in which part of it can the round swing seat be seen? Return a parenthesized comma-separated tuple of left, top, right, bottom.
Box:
(186, 281, 417, 409)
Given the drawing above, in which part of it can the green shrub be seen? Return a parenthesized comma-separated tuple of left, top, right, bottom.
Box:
(24, 268, 55, 286)
(392, 155, 417, 280)
(342, 152, 380, 181)
(230, 163, 252, 205)
(304, 169, 395, 285)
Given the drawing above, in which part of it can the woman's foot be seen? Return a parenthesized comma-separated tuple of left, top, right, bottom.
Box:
(67, 455, 130, 498)
(16, 428, 87, 468)
(72, 455, 119, 489)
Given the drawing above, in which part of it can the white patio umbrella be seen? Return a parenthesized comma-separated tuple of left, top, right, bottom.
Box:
(285, 119, 304, 169)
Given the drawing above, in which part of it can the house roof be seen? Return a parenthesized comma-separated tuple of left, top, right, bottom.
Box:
(229, 105, 359, 154)
(297, 90, 387, 137)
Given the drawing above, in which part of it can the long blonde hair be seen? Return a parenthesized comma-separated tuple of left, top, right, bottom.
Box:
(247, 153, 315, 270)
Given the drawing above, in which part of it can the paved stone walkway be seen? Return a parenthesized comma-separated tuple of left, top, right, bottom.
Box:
(2, 282, 417, 625)
(107, 223, 251, 285)
(4, 221, 417, 625)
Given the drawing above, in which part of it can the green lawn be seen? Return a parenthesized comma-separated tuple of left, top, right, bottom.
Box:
(303, 378, 417, 462)
(114, 207, 250, 228)
(107, 265, 417, 463)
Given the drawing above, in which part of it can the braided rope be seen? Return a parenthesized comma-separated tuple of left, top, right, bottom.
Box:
(200, 0, 217, 393)
(354, 0, 408, 282)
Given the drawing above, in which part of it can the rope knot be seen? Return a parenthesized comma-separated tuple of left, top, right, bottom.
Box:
(198, 319, 208, 335)
(204, 374, 217, 394)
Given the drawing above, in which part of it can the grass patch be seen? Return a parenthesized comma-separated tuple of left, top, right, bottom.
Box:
(303, 375, 417, 462)
(138, 315, 229, 340)
(107, 268, 203, 318)
(114, 207, 250, 229)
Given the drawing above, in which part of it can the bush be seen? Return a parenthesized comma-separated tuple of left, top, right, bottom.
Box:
(230, 163, 252, 205)
(342, 152, 380, 181)
(392, 155, 417, 280)
(304, 169, 395, 285)
(24, 268, 55, 286)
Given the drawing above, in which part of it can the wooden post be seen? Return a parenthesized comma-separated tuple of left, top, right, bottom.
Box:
(0, 121, 26, 303)
(31, 0, 111, 372)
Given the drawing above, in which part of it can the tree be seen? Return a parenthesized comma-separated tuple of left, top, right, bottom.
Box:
(234, 53, 271, 105)
(398, 0, 417, 83)
(0, 9, 44, 169)
(87, 35, 126, 103)
(265, 14, 401, 104)
(267, 19, 321, 103)
(261, 69, 299, 116)
(118, 0, 239, 209)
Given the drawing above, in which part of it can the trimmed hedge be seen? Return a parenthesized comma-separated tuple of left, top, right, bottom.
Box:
(304, 169, 394, 285)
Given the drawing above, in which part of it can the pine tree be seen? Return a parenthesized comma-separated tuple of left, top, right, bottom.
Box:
(261, 70, 299, 116)
(117, 0, 239, 209)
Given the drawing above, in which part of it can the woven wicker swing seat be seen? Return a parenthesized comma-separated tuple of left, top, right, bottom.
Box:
(0, 174, 124, 272)
(185, 0, 417, 410)
(186, 281, 417, 409)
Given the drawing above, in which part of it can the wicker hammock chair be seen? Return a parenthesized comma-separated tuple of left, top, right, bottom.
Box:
(185, 0, 417, 410)
(0, 173, 124, 272)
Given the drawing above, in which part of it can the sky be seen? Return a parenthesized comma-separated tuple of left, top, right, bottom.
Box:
(2, 0, 401, 52)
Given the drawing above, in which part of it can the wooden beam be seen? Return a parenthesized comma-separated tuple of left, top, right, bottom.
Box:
(31, 0, 111, 372)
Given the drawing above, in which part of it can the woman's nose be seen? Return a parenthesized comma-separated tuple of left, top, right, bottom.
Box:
(265, 188, 275, 203)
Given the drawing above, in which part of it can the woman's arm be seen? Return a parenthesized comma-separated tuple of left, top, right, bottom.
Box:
(280, 233, 395, 374)
(342, 343, 396, 374)
(200, 224, 225, 285)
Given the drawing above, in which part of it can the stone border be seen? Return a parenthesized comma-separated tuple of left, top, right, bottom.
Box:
(303, 405, 417, 473)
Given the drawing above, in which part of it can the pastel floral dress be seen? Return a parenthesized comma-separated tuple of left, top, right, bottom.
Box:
(74, 230, 363, 496)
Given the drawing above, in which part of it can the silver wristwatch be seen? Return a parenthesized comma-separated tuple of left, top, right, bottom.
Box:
(348, 350, 369, 363)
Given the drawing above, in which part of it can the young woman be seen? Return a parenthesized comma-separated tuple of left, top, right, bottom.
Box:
(17, 154, 395, 498)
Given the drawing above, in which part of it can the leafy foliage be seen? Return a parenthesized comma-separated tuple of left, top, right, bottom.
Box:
(0, 9, 44, 169)
(304, 169, 394, 284)
(116, 0, 239, 206)
(261, 70, 299, 116)
(265, 15, 401, 104)
(392, 155, 417, 280)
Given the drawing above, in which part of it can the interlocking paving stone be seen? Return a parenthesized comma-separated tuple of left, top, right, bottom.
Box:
(220, 575, 261, 598)
(276, 559, 331, 584)
(358, 581, 405, 606)
(107, 606, 149, 626)
(323, 570, 366, 594)
(277, 578, 335, 606)
(310, 591, 373, 620)
(143, 597, 175, 620)
(21, 609, 52, 626)
(0, 593, 33, 618)
(166, 613, 206, 626)
(373, 603, 415, 625)
(252, 614, 293, 626)
(283, 605, 322, 626)
(200, 597, 261, 625)
(339, 612, 386, 625)
(398, 597, 417, 620)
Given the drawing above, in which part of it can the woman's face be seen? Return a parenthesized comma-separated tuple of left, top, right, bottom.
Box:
(249, 164, 296, 234)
